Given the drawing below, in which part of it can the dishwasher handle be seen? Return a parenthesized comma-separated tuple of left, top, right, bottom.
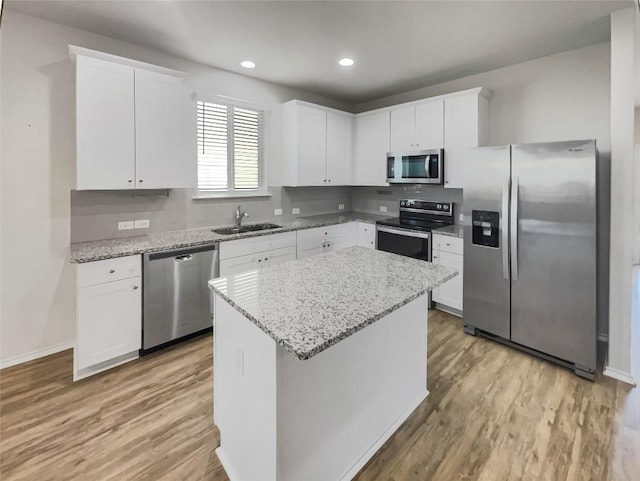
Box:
(146, 243, 217, 261)
(174, 254, 193, 262)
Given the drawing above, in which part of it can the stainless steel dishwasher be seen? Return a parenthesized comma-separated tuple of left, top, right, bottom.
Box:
(142, 244, 219, 353)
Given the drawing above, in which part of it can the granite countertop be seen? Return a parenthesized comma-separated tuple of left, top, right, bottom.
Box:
(209, 246, 457, 360)
(432, 224, 464, 239)
(70, 212, 391, 263)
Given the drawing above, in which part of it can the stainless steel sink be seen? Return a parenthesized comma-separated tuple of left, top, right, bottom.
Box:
(212, 223, 282, 235)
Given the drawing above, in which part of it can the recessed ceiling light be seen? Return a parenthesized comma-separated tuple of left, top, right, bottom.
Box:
(339, 58, 355, 67)
(240, 60, 256, 69)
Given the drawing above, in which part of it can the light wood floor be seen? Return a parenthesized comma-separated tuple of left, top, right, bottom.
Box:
(1, 310, 638, 481)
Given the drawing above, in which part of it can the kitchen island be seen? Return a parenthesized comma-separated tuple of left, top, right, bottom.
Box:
(208, 246, 457, 481)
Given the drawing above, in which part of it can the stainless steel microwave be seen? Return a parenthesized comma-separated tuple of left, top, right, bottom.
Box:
(386, 149, 444, 184)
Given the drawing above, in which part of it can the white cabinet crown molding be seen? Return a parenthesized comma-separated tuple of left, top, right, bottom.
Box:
(68, 44, 187, 78)
(355, 87, 493, 116)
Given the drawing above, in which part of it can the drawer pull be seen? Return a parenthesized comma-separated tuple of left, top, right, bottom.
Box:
(133, 285, 139, 290)
(109, 269, 115, 274)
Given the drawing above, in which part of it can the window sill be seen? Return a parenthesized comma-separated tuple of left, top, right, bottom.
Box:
(193, 191, 272, 200)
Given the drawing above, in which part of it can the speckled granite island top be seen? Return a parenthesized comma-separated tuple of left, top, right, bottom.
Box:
(209, 246, 457, 360)
(70, 212, 390, 263)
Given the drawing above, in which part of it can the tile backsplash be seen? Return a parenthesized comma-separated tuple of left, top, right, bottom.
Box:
(351, 185, 464, 219)
(70, 186, 352, 242)
(70, 184, 461, 243)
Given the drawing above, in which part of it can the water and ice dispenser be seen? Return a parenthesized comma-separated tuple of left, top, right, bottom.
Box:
(471, 210, 500, 248)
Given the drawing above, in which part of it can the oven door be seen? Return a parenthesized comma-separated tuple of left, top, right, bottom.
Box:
(376, 226, 431, 261)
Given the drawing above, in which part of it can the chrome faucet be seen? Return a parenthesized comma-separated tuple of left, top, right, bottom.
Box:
(235, 205, 249, 227)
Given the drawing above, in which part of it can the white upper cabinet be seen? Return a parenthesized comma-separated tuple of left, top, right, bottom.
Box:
(71, 45, 190, 190)
(390, 100, 443, 152)
(76, 55, 136, 190)
(134, 69, 189, 188)
(352, 110, 390, 186)
(415, 101, 445, 149)
(282, 100, 353, 186)
(389, 105, 415, 152)
(326, 111, 353, 185)
(443, 90, 490, 189)
(295, 104, 327, 186)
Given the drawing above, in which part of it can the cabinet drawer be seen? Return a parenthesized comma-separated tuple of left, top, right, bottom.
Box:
(432, 234, 463, 255)
(77, 255, 141, 287)
(219, 231, 296, 260)
(297, 222, 356, 242)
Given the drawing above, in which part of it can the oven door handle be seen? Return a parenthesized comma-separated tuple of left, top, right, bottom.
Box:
(376, 226, 431, 240)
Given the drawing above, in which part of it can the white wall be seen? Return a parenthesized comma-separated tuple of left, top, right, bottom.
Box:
(0, 11, 348, 367)
(606, 8, 636, 384)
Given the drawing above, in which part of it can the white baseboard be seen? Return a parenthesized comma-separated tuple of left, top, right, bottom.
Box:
(340, 390, 429, 481)
(0, 341, 74, 370)
(603, 366, 636, 386)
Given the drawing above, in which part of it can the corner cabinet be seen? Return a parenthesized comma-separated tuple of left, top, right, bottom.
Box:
(282, 100, 353, 186)
(431, 234, 463, 315)
(75, 255, 142, 380)
(352, 110, 390, 186)
(70, 45, 192, 190)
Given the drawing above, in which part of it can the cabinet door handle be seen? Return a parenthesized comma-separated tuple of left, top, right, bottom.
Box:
(109, 269, 115, 274)
(264, 257, 269, 262)
(139, 179, 143, 183)
(128, 180, 133, 183)
(133, 285, 139, 290)
(258, 259, 262, 262)
(328, 179, 331, 182)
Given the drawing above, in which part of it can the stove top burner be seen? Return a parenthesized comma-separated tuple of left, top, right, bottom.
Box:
(376, 199, 455, 232)
(376, 217, 450, 232)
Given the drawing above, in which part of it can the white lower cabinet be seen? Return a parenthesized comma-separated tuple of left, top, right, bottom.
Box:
(219, 233, 297, 277)
(431, 234, 463, 314)
(296, 223, 358, 259)
(219, 246, 296, 277)
(357, 222, 376, 248)
(75, 255, 142, 380)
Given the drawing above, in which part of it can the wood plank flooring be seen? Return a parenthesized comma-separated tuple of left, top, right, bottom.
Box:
(1, 310, 638, 481)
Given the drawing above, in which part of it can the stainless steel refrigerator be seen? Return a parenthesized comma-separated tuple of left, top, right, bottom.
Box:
(463, 140, 597, 380)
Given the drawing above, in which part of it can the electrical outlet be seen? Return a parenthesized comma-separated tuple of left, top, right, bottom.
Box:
(379, 206, 388, 213)
(118, 221, 134, 231)
(292, 207, 300, 215)
(459, 214, 464, 222)
(274, 208, 283, 216)
(134, 219, 150, 229)
(338, 204, 345, 210)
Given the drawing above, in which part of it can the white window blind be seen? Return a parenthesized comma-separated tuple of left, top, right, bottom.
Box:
(197, 100, 264, 195)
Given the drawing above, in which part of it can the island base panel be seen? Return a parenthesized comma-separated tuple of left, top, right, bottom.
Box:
(213, 294, 428, 481)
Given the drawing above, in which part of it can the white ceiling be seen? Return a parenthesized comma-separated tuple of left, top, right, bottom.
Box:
(5, 0, 633, 104)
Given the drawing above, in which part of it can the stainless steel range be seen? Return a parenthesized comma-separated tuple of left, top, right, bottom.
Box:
(376, 199, 454, 262)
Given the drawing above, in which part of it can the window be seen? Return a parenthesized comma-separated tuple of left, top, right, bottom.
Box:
(197, 100, 265, 196)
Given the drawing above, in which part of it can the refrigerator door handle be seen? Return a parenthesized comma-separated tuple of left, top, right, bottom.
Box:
(502, 178, 510, 280)
(510, 176, 519, 281)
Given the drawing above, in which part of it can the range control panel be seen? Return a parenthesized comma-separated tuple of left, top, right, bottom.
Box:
(399, 199, 453, 216)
